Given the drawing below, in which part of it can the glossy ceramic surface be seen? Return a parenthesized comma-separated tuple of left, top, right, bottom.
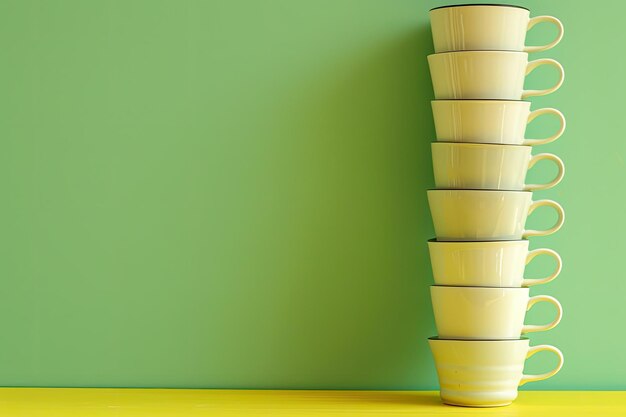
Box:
(432, 142, 564, 191)
(427, 190, 565, 241)
(430, 286, 562, 339)
(428, 338, 564, 407)
(430, 5, 563, 53)
(431, 100, 566, 145)
(428, 240, 561, 287)
(427, 51, 564, 100)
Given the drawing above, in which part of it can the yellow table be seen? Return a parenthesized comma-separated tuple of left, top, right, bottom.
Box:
(0, 389, 624, 416)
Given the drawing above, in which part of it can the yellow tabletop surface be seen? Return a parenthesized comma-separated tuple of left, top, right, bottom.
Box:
(0, 389, 624, 417)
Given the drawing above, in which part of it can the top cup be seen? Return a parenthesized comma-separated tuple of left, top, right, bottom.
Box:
(430, 4, 563, 53)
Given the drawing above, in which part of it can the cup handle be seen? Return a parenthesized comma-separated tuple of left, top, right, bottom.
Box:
(523, 200, 565, 238)
(522, 248, 562, 287)
(522, 295, 563, 333)
(524, 153, 565, 191)
(522, 108, 566, 146)
(523, 16, 564, 53)
(520, 345, 564, 386)
(522, 59, 565, 99)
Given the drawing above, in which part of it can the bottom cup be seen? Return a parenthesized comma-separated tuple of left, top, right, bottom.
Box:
(428, 337, 563, 407)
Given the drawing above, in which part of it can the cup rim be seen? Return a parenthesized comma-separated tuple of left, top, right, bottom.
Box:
(430, 4, 529, 12)
(428, 50, 527, 58)
(428, 336, 530, 342)
(432, 139, 528, 147)
(432, 141, 531, 149)
(427, 238, 530, 244)
(431, 99, 531, 103)
(427, 189, 531, 194)
(431, 285, 530, 291)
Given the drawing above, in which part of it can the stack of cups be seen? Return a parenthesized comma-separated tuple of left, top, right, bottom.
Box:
(425, 4, 566, 408)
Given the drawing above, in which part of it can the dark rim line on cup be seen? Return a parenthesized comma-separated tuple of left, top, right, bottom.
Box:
(432, 140, 535, 147)
(428, 50, 531, 56)
(428, 50, 539, 62)
(427, 188, 534, 193)
(430, 4, 530, 12)
(430, 49, 529, 53)
(432, 141, 533, 148)
(427, 238, 531, 243)
(431, 285, 532, 290)
(432, 284, 536, 290)
(428, 336, 531, 342)
(431, 99, 532, 103)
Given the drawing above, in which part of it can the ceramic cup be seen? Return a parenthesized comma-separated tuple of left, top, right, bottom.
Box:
(430, 286, 562, 339)
(427, 51, 564, 100)
(431, 100, 566, 145)
(427, 190, 564, 241)
(428, 239, 561, 288)
(429, 338, 563, 407)
(430, 4, 563, 53)
(432, 142, 564, 191)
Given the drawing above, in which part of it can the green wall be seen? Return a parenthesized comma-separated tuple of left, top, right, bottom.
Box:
(0, 0, 623, 389)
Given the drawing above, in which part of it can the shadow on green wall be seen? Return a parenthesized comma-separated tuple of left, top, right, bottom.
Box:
(226, 24, 437, 389)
